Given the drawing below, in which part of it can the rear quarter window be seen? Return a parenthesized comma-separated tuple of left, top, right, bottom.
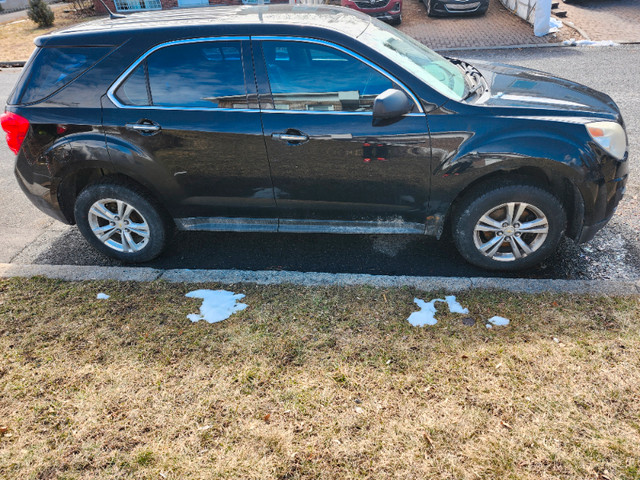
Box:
(16, 46, 112, 104)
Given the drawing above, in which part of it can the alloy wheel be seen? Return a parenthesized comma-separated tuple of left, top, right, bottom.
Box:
(472, 202, 549, 262)
(87, 198, 150, 253)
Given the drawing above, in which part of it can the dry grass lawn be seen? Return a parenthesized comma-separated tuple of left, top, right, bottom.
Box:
(1, 277, 639, 479)
(0, 6, 103, 62)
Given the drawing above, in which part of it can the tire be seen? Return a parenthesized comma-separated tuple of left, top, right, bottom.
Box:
(452, 184, 566, 271)
(425, 0, 434, 17)
(74, 179, 171, 263)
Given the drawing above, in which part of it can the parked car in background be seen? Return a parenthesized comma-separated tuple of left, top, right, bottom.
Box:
(423, 0, 489, 17)
(341, 0, 402, 24)
(1, 5, 628, 271)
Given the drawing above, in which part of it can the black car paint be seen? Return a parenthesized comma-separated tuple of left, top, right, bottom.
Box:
(6, 5, 627, 247)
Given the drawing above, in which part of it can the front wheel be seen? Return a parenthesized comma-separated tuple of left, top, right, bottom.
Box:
(74, 180, 171, 263)
(452, 184, 566, 271)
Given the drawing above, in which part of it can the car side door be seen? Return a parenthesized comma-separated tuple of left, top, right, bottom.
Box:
(253, 37, 432, 233)
(101, 38, 277, 231)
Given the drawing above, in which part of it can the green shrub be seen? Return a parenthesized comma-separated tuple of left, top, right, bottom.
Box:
(27, 0, 55, 28)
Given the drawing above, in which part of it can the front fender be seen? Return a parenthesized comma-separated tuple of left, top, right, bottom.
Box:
(428, 116, 599, 219)
(430, 116, 602, 235)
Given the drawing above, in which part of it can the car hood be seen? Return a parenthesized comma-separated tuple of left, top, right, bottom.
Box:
(470, 60, 621, 119)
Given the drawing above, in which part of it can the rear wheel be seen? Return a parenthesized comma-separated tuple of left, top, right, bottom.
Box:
(74, 180, 171, 263)
(452, 184, 566, 271)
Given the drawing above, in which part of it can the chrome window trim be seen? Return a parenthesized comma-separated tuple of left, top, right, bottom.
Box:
(107, 35, 426, 116)
(259, 110, 425, 117)
(253, 36, 424, 114)
(106, 36, 251, 110)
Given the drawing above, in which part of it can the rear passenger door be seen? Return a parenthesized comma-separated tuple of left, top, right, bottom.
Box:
(102, 38, 277, 231)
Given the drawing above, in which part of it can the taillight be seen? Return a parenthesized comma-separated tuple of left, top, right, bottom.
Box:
(1, 112, 30, 155)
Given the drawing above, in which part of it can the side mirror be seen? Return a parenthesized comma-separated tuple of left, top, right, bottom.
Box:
(372, 88, 413, 121)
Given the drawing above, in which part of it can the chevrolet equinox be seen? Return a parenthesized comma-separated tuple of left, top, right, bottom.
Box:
(1, 5, 629, 270)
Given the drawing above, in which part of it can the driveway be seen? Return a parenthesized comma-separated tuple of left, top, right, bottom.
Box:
(399, 0, 556, 49)
(557, 0, 640, 42)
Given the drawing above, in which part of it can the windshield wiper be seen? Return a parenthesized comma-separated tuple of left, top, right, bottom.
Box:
(463, 81, 484, 100)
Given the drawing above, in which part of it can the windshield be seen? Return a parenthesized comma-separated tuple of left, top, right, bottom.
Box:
(358, 21, 467, 101)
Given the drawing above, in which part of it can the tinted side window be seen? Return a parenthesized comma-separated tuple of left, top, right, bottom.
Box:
(262, 41, 396, 112)
(115, 62, 149, 106)
(19, 46, 111, 104)
(115, 41, 248, 109)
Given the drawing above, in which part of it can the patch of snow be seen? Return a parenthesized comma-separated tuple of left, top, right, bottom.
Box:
(563, 39, 619, 47)
(408, 298, 441, 326)
(444, 295, 469, 315)
(487, 316, 510, 327)
(486, 324, 493, 329)
(96, 293, 110, 300)
(407, 295, 468, 327)
(185, 289, 247, 324)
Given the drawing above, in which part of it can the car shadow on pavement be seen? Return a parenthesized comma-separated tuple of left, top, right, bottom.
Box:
(29, 228, 587, 279)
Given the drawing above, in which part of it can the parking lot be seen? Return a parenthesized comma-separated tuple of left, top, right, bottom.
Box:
(399, 0, 555, 49)
(397, 0, 639, 50)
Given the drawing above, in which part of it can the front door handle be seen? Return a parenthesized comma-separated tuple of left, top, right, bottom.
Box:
(125, 121, 161, 134)
(272, 131, 309, 144)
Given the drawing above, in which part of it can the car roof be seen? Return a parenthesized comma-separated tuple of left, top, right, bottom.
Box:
(35, 5, 373, 46)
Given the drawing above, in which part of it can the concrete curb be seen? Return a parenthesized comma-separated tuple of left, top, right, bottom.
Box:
(436, 43, 565, 53)
(1, 263, 639, 295)
(0, 61, 26, 68)
(436, 40, 636, 53)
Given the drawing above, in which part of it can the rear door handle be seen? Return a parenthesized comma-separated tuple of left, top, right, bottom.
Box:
(125, 121, 161, 134)
(272, 131, 309, 144)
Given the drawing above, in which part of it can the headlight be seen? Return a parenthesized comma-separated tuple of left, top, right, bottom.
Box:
(586, 121, 627, 160)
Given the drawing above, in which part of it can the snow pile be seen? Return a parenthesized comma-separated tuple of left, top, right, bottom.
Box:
(549, 17, 563, 33)
(96, 293, 110, 300)
(563, 39, 619, 47)
(185, 289, 247, 324)
(407, 295, 469, 327)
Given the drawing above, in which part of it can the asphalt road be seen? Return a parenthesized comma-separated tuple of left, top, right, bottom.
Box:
(1, 44, 639, 279)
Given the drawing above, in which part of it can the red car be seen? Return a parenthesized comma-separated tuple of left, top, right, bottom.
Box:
(341, 0, 402, 25)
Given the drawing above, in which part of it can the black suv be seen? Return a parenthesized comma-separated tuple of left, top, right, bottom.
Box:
(1, 5, 628, 270)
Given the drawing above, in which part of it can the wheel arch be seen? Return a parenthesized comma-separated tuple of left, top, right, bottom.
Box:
(56, 168, 170, 225)
(443, 166, 584, 241)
